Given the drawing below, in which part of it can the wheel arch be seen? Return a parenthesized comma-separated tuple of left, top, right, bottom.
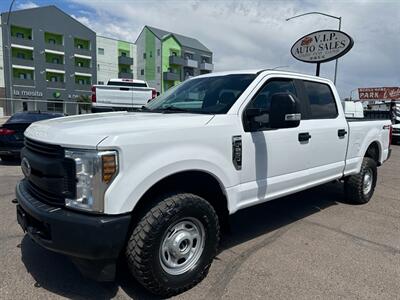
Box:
(129, 170, 230, 230)
(364, 141, 382, 166)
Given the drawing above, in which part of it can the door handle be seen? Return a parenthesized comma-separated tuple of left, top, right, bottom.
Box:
(298, 132, 311, 142)
(338, 129, 348, 137)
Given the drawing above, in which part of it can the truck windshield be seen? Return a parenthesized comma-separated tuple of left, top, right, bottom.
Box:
(146, 74, 257, 114)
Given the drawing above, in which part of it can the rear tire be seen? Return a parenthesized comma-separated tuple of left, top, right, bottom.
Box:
(126, 193, 220, 297)
(345, 157, 377, 204)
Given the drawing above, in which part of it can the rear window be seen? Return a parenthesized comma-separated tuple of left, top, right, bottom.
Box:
(303, 81, 338, 119)
(7, 112, 62, 123)
(107, 81, 147, 88)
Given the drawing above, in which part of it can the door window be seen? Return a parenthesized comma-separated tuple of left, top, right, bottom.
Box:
(246, 79, 297, 130)
(303, 81, 338, 119)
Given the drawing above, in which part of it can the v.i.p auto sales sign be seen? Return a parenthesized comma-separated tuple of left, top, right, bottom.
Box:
(291, 30, 354, 63)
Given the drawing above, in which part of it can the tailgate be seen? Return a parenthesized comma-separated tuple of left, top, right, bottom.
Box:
(96, 86, 132, 107)
(95, 86, 153, 108)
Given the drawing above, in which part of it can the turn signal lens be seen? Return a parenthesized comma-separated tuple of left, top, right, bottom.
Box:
(102, 154, 117, 183)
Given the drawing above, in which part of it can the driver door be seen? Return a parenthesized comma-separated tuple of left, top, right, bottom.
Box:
(238, 78, 313, 208)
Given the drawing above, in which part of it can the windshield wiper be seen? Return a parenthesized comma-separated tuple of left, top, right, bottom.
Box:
(160, 106, 190, 113)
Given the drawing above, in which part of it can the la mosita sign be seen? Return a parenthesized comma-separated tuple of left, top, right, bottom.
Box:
(358, 87, 400, 100)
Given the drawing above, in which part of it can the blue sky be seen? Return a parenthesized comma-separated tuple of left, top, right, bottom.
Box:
(1, 0, 399, 98)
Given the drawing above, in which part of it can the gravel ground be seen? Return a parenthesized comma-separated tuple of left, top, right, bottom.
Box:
(0, 142, 399, 299)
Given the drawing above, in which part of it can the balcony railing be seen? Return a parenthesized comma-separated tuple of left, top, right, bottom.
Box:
(74, 47, 91, 57)
(12, 57, 34, 67)
(12, 78, 35, 86)
(44, 43, 64, 52)
(118, 72, 133, 79)
(163, 72, 180, 81)
(47, 81, 65, 89)
(10, 36, 33, 47)
(75, 65, 91, 73)
(46, 62, 64, 70)
(169, 55, 185, 65)
(200, 62, 213, 71)
(185, 58, 198, 68)
(118, 56, 133, 65)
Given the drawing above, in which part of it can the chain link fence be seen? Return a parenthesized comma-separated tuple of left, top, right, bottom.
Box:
(0, 98, 91, 117)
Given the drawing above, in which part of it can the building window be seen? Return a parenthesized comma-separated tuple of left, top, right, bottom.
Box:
(47, 100, 63, 113)
(19, 73, 26, 79)
(121, 51, 127, 57)
(52, 57, 60, 64)
(50, 76, 58, 82)
(16, 32, 24, 38)
(157, 66, 160, 73)
(16, 52, 25, 59)
(77, 44, 83, 49)
(143, 53, 146, 59)
(157, 49, 160, 56)
(48, 38, 56, 44)
(150, 51, 153, 58)
(98, 81, 104, 85)
(98, 48, 104, 55)
(140, 69, 144, 75)
(97, 64, 100, 70)
(171, 51, 177, 56)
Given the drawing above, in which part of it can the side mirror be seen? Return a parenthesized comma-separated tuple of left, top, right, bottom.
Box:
(269, 93, 301, 129)
(244, 107, 269, 131)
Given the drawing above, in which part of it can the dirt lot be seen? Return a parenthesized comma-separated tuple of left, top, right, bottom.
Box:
(0, 145, 399, 299)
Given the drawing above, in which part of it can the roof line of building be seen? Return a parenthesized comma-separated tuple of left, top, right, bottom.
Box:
(1, 5, 96, 34)
(97, 35, 135, 45)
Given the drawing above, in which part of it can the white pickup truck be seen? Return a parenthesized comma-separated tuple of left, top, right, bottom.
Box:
(91, 78, 157, 112)
(16, 70, 392, 297)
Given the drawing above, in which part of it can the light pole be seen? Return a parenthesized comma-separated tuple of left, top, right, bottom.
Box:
(286, 11, 342, 85)
(5, 0, 16, 115)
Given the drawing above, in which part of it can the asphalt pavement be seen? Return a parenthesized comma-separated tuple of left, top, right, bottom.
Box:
(0, 145, 399, 299)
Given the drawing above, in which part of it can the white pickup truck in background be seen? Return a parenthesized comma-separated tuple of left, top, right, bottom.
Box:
(16, 70, 392, 297)
(91, 79, 157, 112)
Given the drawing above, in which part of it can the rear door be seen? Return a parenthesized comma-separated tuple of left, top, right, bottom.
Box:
(298, 80, 348, 181)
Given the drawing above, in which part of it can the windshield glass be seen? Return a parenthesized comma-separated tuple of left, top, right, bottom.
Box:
(146, 74, 256, 114)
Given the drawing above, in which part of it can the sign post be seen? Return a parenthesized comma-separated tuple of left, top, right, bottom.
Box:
(290, 30, 353, 80)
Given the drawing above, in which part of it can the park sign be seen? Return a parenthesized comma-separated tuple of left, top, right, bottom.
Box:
(358, 87, 400, 100)
(291, 30, 354, 63)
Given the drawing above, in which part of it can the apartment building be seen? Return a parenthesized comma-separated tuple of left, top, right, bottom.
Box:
(136, 26, 213, 92)
(0, 5, 96, 115)
(96, 36, 136, 85)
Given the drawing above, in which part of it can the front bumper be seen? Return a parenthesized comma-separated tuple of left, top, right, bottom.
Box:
(0, 147, 21, 157)
(16, 179, 131, 280)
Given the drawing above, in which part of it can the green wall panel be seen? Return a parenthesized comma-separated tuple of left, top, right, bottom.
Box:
(145, 28, 156, 81)
(161, 36, 181, 92)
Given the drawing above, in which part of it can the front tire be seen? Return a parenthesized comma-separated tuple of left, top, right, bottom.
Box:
(345, 157, 377, 204)
(126, 193, 220, 297)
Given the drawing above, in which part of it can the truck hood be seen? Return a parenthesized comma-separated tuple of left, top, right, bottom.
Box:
(25, 112, 214, 148)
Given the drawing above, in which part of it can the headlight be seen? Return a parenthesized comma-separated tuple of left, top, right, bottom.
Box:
(65, 149, 118, 213)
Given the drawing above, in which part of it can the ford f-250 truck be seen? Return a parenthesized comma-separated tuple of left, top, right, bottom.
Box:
(91, 78, 157, 113)
(16, 70, 392, 297)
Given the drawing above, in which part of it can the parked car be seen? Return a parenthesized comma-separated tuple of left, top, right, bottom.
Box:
(392, 123, 400, 144)
(91, 78, 157, 112)
(0, 111, 63, 161)
(16, 70, 392, 297)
